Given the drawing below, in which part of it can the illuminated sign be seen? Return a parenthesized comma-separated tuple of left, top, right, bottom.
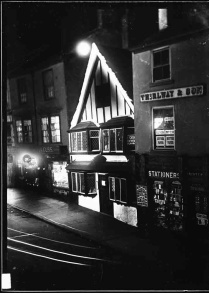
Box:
(127, 134, 135, 145)
(149, 170, 179, 179)
(39, 145, 60, 154)
(140, 85, 204, 102)
(23, 154, 31, 163)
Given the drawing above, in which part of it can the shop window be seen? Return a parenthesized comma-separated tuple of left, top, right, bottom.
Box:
(109, 177, 127, 203)
(153, 180, 183, 230)
(41, 115, 61, 143)
(17, 78, 27, 104)
(152, 48, 170, 82)
(43, 69, 55, 100)
(52, 162, 68, 189)
(16, 119, 33, 143)
(71, 131, 87, 152)
(102, 128, 123, 152)
(153, 107, 175, 150)
(90, 130, 100, 151)
(71, 172, 96, 195)
(7, 115, 14, 145)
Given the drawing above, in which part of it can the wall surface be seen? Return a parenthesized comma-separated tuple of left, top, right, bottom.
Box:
(133, 31, 209, 156)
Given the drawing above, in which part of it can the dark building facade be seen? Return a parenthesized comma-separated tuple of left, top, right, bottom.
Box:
(132, 9, 209, 235)
(7, 55, 69, 196)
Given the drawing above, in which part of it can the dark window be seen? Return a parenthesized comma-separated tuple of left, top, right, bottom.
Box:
(153, 107, 175, 149)
(17, 78, 27, 103)
(102, 128, 123, 152)
(95, 83, 111, 108)
(90, 130, 100, 151)
(16, 120, 32, 143)
(41, 115, 61, 143)
(43, 69, 55, 99)
(153, 48, 170, 82)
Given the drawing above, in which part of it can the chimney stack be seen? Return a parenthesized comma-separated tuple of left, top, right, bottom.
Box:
(158, 8, 168, 30)
(97, 9, 103, 29)
(121, 9, 129, 49)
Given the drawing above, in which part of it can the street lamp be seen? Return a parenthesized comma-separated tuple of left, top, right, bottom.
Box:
(75, 40, 91, 57)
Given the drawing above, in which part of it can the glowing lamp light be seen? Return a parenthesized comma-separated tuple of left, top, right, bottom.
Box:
(76, 41, 91, 57)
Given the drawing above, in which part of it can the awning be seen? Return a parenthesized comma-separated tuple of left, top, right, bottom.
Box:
(66, 154, 133, 174)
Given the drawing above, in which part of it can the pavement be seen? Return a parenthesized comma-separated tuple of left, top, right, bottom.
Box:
(7, 187, 209, 289)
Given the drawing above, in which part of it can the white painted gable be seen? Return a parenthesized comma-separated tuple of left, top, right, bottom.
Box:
(70, 43, 134, 128)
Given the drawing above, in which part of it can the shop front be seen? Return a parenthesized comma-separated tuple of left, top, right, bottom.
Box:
(38, 145, 69, 196)
(137, 154, 209, 235)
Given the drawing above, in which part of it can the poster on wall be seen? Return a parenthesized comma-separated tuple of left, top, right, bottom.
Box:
(136, 185, 148, 207)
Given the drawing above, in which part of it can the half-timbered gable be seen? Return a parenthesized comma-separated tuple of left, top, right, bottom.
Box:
(67, 43, 137, 227)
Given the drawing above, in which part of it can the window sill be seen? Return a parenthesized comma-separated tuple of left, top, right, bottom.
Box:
(149, 79, 174, 88)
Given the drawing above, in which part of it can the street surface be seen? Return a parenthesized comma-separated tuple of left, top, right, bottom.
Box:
(6, 206, 142, 290)
(6, 205, 209, 290)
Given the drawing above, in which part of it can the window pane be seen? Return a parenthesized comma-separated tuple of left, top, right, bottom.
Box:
(153, 51, 161, 66)
(82, 132, 87, 150)
(121, 179, 127, 202)
(103, 130, 109, 151)
(17, 78, 27, 103)
(115, 178, 120, 201)
(42, 118, 49, 143)
(90, 130, 99, 151)
(116, 128, 123, 151)
(161, 49, 169, 64)
(71, 133, 77, 151)
(162, 65, 170, 80)
(71, 173, 77, 192)
(153, 49, 170, 82)
(43, 69, 54, 99)
(109, 177, 115, 200)
(77, 133, 82, 151)
(110, 129, 116, 151)
(153, 108, 174, 149)
(50, 116, 60, 143)
(87, 174, 96, 193)
(79, 173, 85, 193)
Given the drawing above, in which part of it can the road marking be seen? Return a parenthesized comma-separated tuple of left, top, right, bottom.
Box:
(8, 237, 114, 263)
(8, 228, 98, 249)
(7, 246, 90, 266)
(9, 233, 38, 239)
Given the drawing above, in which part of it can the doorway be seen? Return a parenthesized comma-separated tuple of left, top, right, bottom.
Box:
(98, 174, 113, 216)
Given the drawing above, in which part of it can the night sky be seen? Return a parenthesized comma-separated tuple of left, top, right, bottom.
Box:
(3, 2, 209, 68)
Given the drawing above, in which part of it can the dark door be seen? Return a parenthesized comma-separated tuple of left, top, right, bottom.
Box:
(98, 174, 113, 216)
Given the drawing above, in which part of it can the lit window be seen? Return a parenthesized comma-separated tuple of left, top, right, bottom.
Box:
(153, 107, 175, 149)
(41, 115, 61, 143)
(153, 48, 170, 82)
(109, 177, 127, 203)
(17, 78, 27, 104)
(71, 172, 96, 194)
(43, 69, 55, 99)
(71, 131, 87, 152)
(102, 128, 123, 152)
(16, 119, 32, 143)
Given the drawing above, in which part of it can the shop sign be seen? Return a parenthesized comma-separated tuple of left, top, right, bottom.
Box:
(136, 185, 148, 207)
(39, 145, 60, 154)
(149, 170, 179, 179)
(140, 85, 204, 102)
